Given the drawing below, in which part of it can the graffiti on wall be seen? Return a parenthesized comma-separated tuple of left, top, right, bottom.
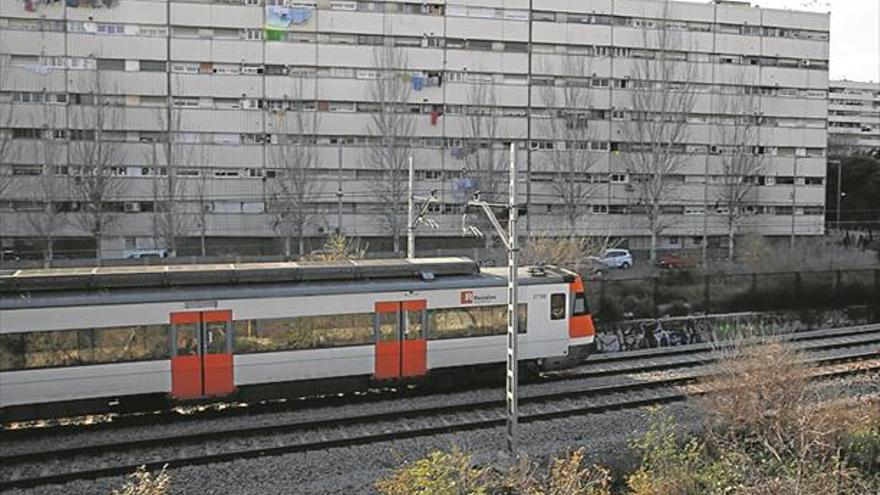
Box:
(594, 307, 874, 353)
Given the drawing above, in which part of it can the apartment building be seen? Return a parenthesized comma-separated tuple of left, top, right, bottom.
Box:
(829, 80, 880, 156)
(0, 0, 830, 259)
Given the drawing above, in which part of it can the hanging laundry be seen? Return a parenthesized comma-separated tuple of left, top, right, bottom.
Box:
(265, 29, 285, 41)
(430, 109, 439, 125)
(266, 6, 311, 31)
(24, 0, 35, 11)
(412, 74, 425, 91)
(24, 64, 52, 75)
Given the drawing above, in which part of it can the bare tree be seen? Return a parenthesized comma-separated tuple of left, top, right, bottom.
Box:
(462, 82, 506, 200)
(300, 233, 367, 261)
(268, 78, 318, 258)
(0, 59, 17, 262)
(539, 56, 598, 232)
(68, 71, 128, 263)
(191, 164, 210, 257)
(459, 82, 507, 248)
(25, 97, 68, 267)
(715, 89, 765, 260)
(146, 102, 193, 255)
(620, 2, 699, 263)
(827, 132, 862, 159)
(521, 234, 617, 271)
(365, 44, 414, 254)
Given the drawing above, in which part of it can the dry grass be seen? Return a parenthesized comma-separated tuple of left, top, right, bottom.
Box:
(701, 341, 812, 441)
(698, 340, 878, 494)
(376, 448, 610, 495)
(504, 449, 612, 495)
(111, 465, 170, 495)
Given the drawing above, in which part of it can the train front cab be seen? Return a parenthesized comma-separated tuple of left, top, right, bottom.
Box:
(567, 276, 597, 363)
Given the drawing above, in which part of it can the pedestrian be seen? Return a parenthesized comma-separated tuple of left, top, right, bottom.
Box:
(843, 231, 851, 248)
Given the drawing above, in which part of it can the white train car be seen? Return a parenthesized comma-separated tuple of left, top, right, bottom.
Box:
(0, 258, 596, 421)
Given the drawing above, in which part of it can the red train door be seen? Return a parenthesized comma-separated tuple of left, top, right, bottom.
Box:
(374, 300, 427, 380)
(170, 310, 235, 400)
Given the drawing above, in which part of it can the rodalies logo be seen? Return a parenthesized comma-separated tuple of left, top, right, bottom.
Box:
(460, 290, 497, 304)
(460, 290, 475, 304)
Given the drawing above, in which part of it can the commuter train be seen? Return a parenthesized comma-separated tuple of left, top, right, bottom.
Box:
(0, 258, 596, 421)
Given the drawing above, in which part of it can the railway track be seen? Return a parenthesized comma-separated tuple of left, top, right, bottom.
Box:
(4, 322, 878, 441)
(1, 330, 877, 491)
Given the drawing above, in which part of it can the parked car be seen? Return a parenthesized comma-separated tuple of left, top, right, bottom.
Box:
(590, 249, 633, 269)
(124, 249, 170, 260)
(656, 252, 699, 269)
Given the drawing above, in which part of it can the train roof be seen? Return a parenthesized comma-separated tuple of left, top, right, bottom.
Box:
(0, 257, 481, 293)
(0, 259, 579, 310)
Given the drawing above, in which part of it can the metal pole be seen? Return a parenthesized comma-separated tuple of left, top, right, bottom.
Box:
(790, 155, 797, 250)
(407, 155, 415, 259)
(505, 142, 519, 457)
(835, 159, 842, 229)
(337, 144, 343, 233)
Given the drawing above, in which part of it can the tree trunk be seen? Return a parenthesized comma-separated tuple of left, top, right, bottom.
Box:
(44, 235, 54, 269)
(284, 234, 291, 259)
(649, 205, 659, 264)
(94, 227, 103, 267)
(650, 230, 658, 264)
(200, 221, 207, 257)
(298, 232, 305, 259)
(392, 230, 400, 254)
(728, 225, 736, 261)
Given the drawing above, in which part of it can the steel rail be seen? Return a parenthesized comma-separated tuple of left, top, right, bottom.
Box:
(1, 346, 876, 491)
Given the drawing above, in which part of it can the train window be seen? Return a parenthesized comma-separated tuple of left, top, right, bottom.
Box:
(0, 334, 26, 370)
(429, 304, 527, 340)
(377, 313, 398, 342)
(550, 293, 566, 320)
(233, 313, 373, 353)
(0, 325, 169, 371)
(572, 292, 589, 316)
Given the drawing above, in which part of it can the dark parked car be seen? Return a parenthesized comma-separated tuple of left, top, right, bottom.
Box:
(656, 252, 699, 269)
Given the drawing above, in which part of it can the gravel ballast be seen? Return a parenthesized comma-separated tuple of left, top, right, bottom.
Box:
(5, 372, 876, 495)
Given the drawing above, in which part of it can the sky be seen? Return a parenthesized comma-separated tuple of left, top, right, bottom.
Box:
(752, 0, 879, 82)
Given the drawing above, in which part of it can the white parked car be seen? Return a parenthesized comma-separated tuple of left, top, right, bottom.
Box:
(592, 249, 633, 269)
(124, 249, 170, 260)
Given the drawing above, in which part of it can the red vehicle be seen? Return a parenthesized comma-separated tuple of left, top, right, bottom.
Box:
(656, 252, 699, 269)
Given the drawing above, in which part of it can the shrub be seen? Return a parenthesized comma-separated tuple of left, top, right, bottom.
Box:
(700, 341, 878, 494)
(374, 448, 493, 495)
(376, 448, 610, 495)
(625, 410, 708, 495)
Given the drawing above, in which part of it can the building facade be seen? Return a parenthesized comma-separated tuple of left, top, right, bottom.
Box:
(0, 0, 829, 259)
(829, 80, 880, 156)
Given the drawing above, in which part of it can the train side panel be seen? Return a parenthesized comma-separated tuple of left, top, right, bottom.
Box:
(1, 278, 590, 413)
(233, 346, 374, 385)
(0, 361, 170, 407)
